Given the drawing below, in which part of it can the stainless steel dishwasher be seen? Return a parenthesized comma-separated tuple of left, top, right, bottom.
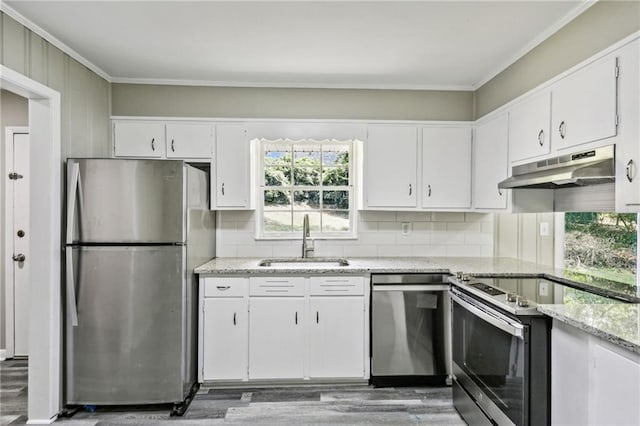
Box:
(371, 274, 451, 387)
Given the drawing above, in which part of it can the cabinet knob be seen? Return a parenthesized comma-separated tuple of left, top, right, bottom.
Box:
(221, 183, 225, 196)
(427, 184, 432, 197)
(409, 184, 412, 196)
(559, 121, 566, 139)
(233, 312, 237, 326)
(295, 311, 298, 325)
(626, 159, 635, 183)
(498, 187, 503, 197)
(151, 138, 155, 151)
(171, 139, 175, 152)
(12, 253, 25, 262)
(538, 129, 545, 146)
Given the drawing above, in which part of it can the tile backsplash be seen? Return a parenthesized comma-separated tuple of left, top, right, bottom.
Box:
(217, 211, 495, 258)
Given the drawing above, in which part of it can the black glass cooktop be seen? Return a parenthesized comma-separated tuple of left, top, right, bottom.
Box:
(468, 282, 506, 296)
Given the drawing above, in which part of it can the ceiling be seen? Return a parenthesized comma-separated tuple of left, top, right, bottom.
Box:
(4, 1, 592, 90)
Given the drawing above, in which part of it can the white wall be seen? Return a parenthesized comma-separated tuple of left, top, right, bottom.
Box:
(218, 211, 494, 258)
(495, 212, 556, 266)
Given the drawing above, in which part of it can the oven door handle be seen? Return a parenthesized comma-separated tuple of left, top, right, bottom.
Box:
(451, 293, 524, 338)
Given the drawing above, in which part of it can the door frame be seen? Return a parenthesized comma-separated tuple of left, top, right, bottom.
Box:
(1, 65, 61, 424)
(4, 126, 29, 360)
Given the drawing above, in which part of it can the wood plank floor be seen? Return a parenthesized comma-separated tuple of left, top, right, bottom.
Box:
(1, 360, 466, 425)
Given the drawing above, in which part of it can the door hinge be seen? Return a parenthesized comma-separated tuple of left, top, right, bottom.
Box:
(8, 172, 23, 180)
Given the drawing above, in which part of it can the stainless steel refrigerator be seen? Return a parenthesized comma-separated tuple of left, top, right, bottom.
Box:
(64, 158, 215, 406)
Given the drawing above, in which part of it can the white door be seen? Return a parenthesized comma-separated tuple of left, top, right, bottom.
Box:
(214, 124, 249, 208)
(365, 125, 418, 208)
(6, 130, 30, 357)
(474, 114, 509, 210)
(202, 297, 248, 380)
(422, 127, 472, 209)
(248, 297, 305, 379)
(309, 297, 365, 378)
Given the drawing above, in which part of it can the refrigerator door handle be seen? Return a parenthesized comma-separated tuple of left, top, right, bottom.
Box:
(65, 247, 79, 326)
(66, 162, 80, 245)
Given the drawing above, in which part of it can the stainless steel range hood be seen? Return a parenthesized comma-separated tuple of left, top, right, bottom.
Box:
(498, 145, 615, 189)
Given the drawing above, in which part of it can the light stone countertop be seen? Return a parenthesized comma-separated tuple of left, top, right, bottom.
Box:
(195, 256, 640, 352)
(194, 256, 555, 276)
(537, 304, 640, 354)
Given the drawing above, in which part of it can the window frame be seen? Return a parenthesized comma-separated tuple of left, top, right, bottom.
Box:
(255, 138, 357, 240)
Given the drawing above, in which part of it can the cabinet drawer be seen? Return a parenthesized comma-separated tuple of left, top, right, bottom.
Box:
(310, 276, 364, 296)
(250, 277, 305, 296)
(203, 277, 248, 297)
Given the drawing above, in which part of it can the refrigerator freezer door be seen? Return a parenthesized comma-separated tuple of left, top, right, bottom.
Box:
(67, 159, 185, 244)
(65, 245, 187, 404)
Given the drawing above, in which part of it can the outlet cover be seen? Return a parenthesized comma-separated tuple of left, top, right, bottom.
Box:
(401, 222, 411, 235)
(539, 222, 550, 236)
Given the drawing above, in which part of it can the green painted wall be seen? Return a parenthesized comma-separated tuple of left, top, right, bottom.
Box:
(111, 84, 474, 121)
(475, 0, 640, 118)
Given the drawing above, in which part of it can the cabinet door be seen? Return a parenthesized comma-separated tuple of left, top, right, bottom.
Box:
(248, 297, 305, 379)
(590, 343, 640, 425)
(422, 127, 471, 209)
(309, 297, 365, 378)
(166, 123, 213, 159)
(365, 125, 417, 208)
(614, 40, 640, 209)
(474, 114, 509, 209)
(552, 55, 618, 150)
(202, 298, 248, 380)
(214, 124, 249, 208)
(508, 91, 551, 162)
(113, 121, 165, 158)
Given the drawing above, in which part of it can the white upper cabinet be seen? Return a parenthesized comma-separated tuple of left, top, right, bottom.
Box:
(113, 121, 165, 158)
(422, 127, 472, 209)
(165, 123, 213, 158)
(508, 91, 551, 162)
(365, 125, 418, 209)
(614, 39, 640, 210)
(213, 123, 252, 209)
(114, 121, 213, 159)
(474, 114, 509, 210)
(551, 54, 618, 150)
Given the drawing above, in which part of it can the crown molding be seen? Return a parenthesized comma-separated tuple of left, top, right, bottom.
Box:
(0, 1, 112, 82)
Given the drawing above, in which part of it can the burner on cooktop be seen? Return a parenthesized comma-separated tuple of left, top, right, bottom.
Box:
(468, 282, 506, 296)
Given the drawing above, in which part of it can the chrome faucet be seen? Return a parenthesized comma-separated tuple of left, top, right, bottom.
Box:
(302, 214, 314, 258)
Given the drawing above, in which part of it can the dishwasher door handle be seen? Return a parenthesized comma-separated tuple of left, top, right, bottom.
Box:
(373, 284, 450, 292)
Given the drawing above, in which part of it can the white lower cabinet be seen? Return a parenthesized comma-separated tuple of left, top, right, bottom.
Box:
(552, 320, 640, 425)
(200, 274, 369, 384)
(249, 297, 306, 379)
(309, 297, 365, 378)
(202, 298, 248, 380)
(200, 277, 249, 382)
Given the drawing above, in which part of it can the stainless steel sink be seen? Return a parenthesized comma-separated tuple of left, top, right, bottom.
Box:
(258, 258, 350, 267)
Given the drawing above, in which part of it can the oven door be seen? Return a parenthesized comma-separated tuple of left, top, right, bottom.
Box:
(451, 290, 527, 426)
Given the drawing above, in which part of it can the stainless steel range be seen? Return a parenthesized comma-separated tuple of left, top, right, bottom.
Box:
(450, 276, 621, 426)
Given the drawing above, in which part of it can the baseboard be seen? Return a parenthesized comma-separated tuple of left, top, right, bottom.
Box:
(26, 416, 57, 425)
(0, 349, 6, 361)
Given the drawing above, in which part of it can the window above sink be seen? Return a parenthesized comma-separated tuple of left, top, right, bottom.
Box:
(255, 138, 360, 240)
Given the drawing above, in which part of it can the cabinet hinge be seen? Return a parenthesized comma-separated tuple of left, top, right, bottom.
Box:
(615, 114, 620, 127)
(615, 59, 619, 78)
